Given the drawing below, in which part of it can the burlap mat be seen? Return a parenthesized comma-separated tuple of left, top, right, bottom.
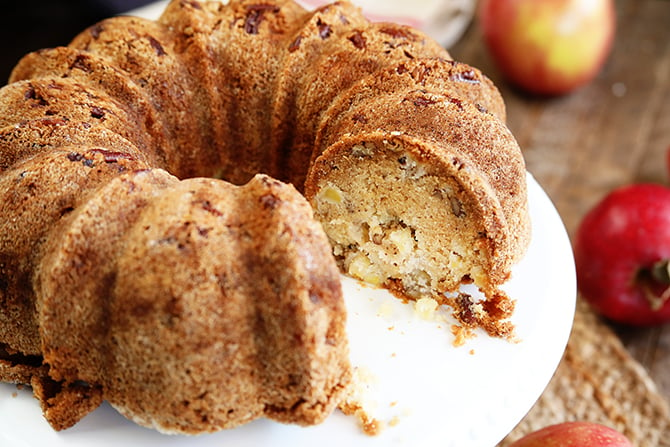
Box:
(499, 298, 670, 446)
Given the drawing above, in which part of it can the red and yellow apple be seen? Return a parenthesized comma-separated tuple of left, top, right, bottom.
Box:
(478, 0, 616, 96)
(509, 421, 633, 447)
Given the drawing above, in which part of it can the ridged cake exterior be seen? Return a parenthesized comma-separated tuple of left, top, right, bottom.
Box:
(0, 0, 530, 434)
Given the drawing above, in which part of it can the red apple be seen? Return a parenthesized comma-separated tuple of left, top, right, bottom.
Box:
(574, 183, 670, 326)
(478, 0, 616, 96)
(509, 421, 633, 447)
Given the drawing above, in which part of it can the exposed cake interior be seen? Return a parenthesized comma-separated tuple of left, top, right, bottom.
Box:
(311, 138, 492, 302)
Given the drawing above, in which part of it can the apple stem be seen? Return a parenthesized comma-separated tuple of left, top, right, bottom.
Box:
(644, 259, 670, 311)
(651, 259, 670, 284)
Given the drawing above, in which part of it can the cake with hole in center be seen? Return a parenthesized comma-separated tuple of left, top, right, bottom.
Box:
(0, 0, 530, 434)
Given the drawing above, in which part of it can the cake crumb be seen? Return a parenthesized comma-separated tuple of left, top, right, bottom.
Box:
(339, 366, 384, 436)
(377, 300, 395, 318)
(339, 401, 384, 436)
(447, 291, 517, 342)
(361, 413, 383, 435)
(451, 324, 473, 347)
(414, 297, 438, 320)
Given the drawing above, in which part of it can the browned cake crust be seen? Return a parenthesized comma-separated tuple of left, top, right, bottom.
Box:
(305, 60, 529, 332)
(0, 0, 529, 434)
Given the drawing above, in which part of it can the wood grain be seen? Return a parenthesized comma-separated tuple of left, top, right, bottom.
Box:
(450, 0, 670, 437)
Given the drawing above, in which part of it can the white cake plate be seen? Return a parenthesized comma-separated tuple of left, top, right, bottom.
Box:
(0, 171, 575, 447)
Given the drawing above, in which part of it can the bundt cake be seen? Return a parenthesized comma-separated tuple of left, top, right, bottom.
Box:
(0, 0, 530, 435)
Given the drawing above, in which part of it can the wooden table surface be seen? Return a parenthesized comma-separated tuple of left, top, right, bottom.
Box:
(451, 0, 670, 410)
